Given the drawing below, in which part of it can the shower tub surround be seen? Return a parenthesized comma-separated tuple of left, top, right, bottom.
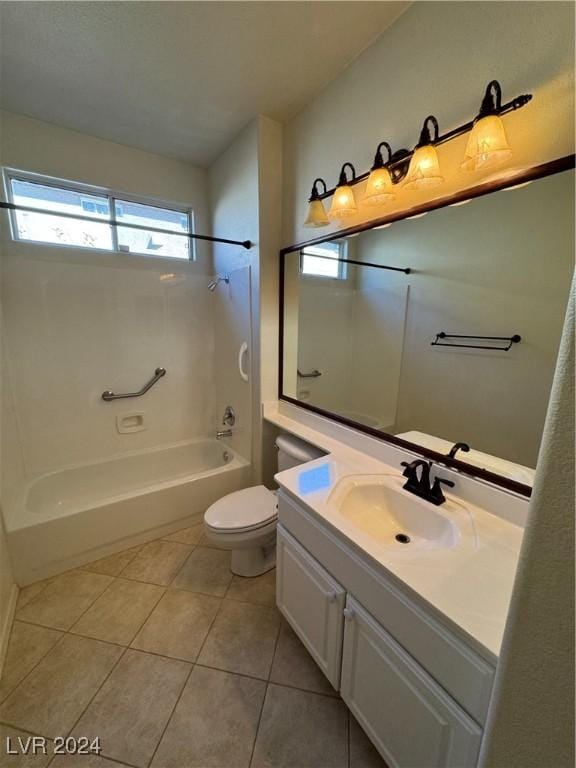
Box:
(1, 245, 254, 584)
(5, 439, 250, 585)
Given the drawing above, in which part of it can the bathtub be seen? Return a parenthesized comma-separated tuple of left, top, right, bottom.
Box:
(6, 439, 251, 585)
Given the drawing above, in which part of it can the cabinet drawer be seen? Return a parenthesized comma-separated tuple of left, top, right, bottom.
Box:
(341, 597, 482, 768)
(276, 525, 345, 689)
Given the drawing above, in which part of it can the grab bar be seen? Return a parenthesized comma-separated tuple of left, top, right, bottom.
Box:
(102, 367, 166, 401)
(297, 368, 322, 378)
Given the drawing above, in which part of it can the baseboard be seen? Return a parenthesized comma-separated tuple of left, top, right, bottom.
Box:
(0, 583, 19, 677)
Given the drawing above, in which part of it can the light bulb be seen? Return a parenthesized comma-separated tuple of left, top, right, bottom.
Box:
(404, 145, 444, 191)
(328, 185, 357, 220)
(362, 167, 396, 206)
(461, 115, 512, 171)
(303, 198, 329, 228)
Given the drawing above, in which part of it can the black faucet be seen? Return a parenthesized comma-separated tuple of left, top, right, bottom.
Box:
(448, 442, 470, 459)
(400, 459, 455, 506)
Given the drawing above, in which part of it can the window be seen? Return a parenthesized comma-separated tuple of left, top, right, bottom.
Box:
(5, 171, 193, 260)
(115, 199, 190, 259)
(300, 240, 347, 279)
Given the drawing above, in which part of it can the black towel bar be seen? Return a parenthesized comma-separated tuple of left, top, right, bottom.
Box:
(431, 332, 521, 351)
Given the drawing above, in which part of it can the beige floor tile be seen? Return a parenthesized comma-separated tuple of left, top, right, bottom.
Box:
(71, 579, 164, 646)
(226, 570, 276, 606)
(172, 547, 232, 597)
(131, 589, 220, 662)
(0, 622, 63, 702)
(80, 546, 142, 577)
(151, 666, 265, 768)
(251, 684, 349, 767)
(50, 755, 131, 768)
(270, 620, 338, 696)
(197, 532, 228, 549)
(0, 724, 53, 767)
(15, 571, 114, 631)
(16, 580, 53, 611)
(120, 540, 193, 586)
(0, 635, 123, 739)
(350, 715, 389, 768)
(163, 523, 204, 546)
(72, 649, 190, 768)
(197, 600, 280, 679)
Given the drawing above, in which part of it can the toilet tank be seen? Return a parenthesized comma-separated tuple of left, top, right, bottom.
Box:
(275, 433, 324, 471)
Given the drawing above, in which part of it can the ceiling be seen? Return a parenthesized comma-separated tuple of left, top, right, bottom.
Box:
(0, 1, 409, 166)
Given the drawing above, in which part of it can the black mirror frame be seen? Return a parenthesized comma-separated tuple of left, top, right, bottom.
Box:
(278, 154, 575, 499)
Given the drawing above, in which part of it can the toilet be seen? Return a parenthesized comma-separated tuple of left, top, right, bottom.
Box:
(204, 433, 324, 577)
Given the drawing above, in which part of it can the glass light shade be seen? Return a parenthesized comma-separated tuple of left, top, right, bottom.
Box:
(362, 167, 396, 206)
(404, 145, 444, 190)
(303, 198, 330, 228)
(461, 115, 512, 171)
(328, 185, 357, 220)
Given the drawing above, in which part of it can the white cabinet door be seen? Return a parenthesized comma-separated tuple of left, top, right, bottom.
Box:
(341, 597, 482, 768)
(276, 524, 346, 689)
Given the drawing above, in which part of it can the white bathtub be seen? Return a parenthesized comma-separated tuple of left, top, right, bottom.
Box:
(6, 439, 251, 585)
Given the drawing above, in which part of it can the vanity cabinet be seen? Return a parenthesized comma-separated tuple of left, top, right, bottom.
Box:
(276, 492, 495, 768)
(341, 596, 482, 768)
(276, 525, 345, 688)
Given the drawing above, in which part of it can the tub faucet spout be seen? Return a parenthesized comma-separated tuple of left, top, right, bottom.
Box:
(216, 429, 233, 439)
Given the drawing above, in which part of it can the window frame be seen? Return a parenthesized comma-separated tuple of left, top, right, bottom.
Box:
(299, 239, 348, 280)
(3, 168, 195, 261)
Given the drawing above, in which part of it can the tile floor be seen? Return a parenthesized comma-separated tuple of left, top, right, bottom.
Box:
(0, 524, 387, 768)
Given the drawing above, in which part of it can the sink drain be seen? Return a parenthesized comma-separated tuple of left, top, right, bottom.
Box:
(395, 533, 411, 544)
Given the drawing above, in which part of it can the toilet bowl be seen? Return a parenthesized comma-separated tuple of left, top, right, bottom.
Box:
(203, 434, 324, 577)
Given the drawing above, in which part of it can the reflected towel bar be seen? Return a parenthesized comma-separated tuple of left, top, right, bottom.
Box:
(431, 333, 521, 351)
(102, 367, 166, 401)
(298, 368, 322, 378)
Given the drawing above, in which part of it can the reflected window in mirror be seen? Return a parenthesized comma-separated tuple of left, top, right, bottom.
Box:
(300, 240, 347, 279)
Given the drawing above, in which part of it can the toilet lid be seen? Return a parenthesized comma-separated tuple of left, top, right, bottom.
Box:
(205, 485, 278, 532)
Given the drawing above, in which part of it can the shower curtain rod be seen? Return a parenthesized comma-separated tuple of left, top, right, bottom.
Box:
(300, 249, 410, 274)
(0, 201, 253, 249)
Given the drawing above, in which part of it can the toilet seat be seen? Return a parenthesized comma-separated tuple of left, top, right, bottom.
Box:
(204, 485, 277, 534)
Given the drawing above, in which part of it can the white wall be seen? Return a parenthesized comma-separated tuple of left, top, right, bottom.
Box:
(297, 274, 356, 411)
(0, 260, 16, 670)
(209, 120, 260, 470)
(208, 116, 282, 485)
(288, 262, 407, 430)
(354, 170, 574, 466)
(479, 279, 575, 768)
(0, 112, 214, 495)
(283, 1, 575, 246)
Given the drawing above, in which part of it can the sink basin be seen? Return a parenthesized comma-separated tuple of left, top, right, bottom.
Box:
(329, 475, 468, 551)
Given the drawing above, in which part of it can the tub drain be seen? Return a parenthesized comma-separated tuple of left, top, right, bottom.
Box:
(395, 533, 411, 544)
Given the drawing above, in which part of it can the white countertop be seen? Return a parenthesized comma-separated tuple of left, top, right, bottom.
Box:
(266, 401, 525, 661)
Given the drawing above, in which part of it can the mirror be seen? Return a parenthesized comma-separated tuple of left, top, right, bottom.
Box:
(280, 165, 574, 493)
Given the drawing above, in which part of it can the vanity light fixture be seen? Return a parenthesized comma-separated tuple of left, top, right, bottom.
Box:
(363, 142, 396, 206)
(300, 80, 532, 228)
(328, 163, 358, 220)
(462, 81, 513, 171)
(303, 178, 330, 228)
(404, 116, 444, 191)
